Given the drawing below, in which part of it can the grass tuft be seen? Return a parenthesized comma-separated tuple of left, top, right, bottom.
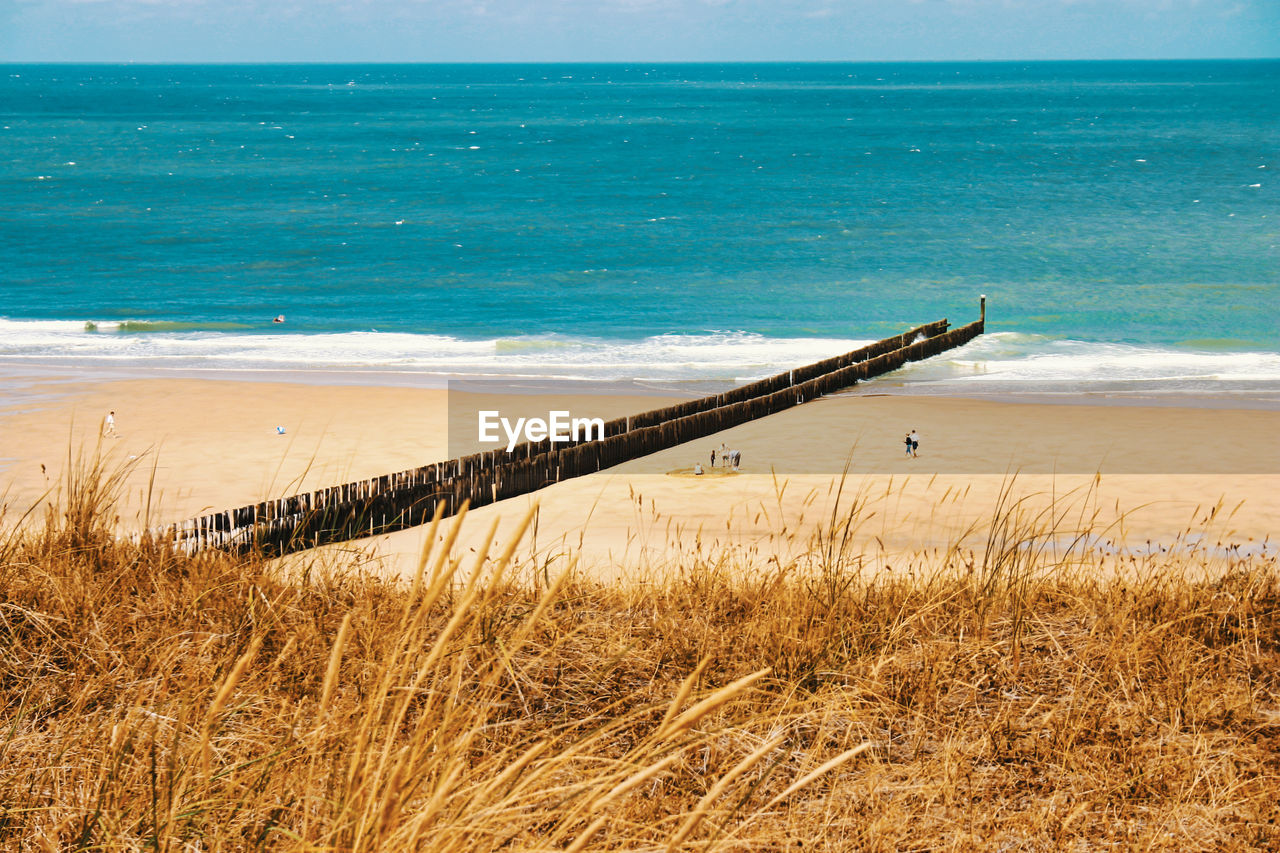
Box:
(1, 462, 1278, 850)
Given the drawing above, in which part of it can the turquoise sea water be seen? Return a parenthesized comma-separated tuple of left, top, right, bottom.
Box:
(1, 62, 1277, 389)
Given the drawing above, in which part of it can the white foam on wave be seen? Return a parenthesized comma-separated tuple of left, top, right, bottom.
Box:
(885, 332, 1280, 390)
(0, 319, 867, 381)
(4, 321, 1278, 391)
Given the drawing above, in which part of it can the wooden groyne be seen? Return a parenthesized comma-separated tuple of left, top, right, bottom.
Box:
(163, 311, 984, 557)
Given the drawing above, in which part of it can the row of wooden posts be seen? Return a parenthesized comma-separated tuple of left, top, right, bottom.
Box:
(164, 314, 984, 557)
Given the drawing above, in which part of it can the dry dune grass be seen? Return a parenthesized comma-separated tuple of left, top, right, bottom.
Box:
(2, 454, 1279, 851)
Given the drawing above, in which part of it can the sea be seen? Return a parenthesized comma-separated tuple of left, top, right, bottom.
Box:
(1, 61, 1277, 396)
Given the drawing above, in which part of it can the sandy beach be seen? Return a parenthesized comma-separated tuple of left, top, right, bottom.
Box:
(2, 368, 1276, 580)
(347, 389, 1280, 580)
(0, 369, 681, 526)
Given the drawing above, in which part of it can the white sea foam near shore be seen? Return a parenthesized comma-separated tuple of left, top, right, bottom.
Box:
(2, 320, 1279, 395)
(0, 319, 866, 381)
(867, 333, 1280, 397)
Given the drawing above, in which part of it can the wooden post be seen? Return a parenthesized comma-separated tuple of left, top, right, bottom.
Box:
(980, 294, 986, 325)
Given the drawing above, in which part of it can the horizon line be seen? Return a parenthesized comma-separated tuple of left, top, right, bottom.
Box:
(3, 57, 1279, 66)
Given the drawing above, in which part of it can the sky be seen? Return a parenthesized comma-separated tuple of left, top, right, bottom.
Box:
(1, 0, 1277, 63)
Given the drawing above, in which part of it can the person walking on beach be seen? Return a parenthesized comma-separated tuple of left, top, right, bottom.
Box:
(719, 442, 728, 467)
(904, 432, 913, 457)
(710, 447, 716, 467)
(103, 410, 118, 438)
(909, 429, 920, 458)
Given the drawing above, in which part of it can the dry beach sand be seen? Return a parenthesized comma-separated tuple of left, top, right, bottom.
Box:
(1, 369, 1277, 578)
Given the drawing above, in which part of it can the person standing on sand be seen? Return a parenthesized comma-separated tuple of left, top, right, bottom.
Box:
(104, 410, 118, 438)
(719, 442, 728, 467)
(910, 429, 920, 457)
(710, 447, 716, 467)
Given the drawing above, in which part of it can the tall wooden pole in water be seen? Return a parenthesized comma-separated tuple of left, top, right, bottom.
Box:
(980, 294, 986, 325)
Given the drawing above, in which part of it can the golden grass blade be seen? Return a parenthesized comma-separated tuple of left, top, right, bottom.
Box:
(596, 749, 686, 811)
(666, 734, 785, 851)
(402, 501, 446, 616)
(475, 738, 553, 804)
(658, 668, 770, 741)
(657, 657, 712, 739)
(419, 500, 470, 609)
(319, 611, 353, 715)
(344, 505, 470, 794)
(481, 503, 539, 590)
(390, 762, 464, 847)
(357, 508, 540, 847)
(563, 812, 612, 853)
(353, 516, 501, 845)
(206, 635, 263, 722)
(200, 635, 264, 778)
(759, 741, 876, 813)
(546, 749, 687, 848)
